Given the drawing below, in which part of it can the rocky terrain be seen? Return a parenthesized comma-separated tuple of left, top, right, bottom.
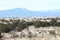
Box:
(1, 26, 60, 40)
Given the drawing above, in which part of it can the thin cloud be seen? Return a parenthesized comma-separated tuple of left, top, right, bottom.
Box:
(0, 2, 9, 4)
(0, 0, 60, 11)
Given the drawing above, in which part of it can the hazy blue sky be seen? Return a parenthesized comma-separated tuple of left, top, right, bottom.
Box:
(0, 0, 60, 11)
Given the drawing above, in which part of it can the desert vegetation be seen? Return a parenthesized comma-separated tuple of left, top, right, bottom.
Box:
(0, 17, 60, 40)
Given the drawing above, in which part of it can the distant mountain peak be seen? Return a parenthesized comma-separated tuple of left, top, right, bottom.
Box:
(13, 8, 28, 10)
(0, 8, 60, 17)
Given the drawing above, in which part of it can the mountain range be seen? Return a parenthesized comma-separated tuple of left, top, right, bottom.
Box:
(0, 8, 60, 17)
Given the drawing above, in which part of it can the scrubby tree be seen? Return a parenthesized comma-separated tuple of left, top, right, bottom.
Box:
(50, 19, 57, 26)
